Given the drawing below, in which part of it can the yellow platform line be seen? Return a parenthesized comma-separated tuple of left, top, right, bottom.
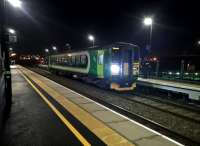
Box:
(19, 70, 91, 146)
(19, 66, 135, 146)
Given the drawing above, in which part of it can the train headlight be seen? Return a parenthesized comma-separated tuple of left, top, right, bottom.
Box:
(111, 64, 120, 75)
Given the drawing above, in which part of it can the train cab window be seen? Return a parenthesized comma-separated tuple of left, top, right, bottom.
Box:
(112, 49, 120, 63)
(98, 54, 103, 65)
(134, 47, 140, 61)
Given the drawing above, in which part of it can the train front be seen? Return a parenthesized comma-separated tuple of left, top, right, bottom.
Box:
(109, 43, 140, 91)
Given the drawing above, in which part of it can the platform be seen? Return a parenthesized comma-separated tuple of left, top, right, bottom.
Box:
(1, 65, 184, 146)
(137, 78, 200, 101)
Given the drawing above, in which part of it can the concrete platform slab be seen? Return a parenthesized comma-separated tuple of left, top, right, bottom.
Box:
(108, 120, 156, 142)
(80, 102, 107, 113)
(68, 96, 93, 104)
(135, 135, 178, 146)
(93, 110, 127, 123)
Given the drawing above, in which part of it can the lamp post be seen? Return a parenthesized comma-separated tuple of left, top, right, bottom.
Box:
(143, 17, 153, 51)
(88, 35, 95, 48)
(0, 0, 22, 111)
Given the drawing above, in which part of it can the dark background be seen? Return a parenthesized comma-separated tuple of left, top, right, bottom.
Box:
(6, 0, 200, 56)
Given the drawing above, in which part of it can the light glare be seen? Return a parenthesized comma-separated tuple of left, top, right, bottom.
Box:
(8, 28, 16, 34)
(144, 17, 153, 26)
(52, 46, 57, 51)
(88, 35, 94, 41)
(111, 64, 120, 75)
(45, 49, 49, 53)
(7, 0, 22, 8)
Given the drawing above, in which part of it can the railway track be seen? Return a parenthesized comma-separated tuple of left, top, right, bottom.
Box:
(122, 94, 200, 123)
(27, 67, 200, 146)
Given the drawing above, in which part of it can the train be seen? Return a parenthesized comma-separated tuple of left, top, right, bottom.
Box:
(39, 42, 140, 91)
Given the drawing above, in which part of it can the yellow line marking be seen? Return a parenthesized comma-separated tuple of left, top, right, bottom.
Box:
(19, 70, 91, 146)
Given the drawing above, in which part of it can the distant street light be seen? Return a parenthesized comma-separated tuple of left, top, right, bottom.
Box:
(8, 28, 16, 34)
(9, 47, 13, 51)
(88, 35, 95, 48)
(144, 17, 153, 26)
(45, 48, 49, 53)
(52, 46, 57, 51)
(7, 0, 22, 8)
(143, 17, 153, 51)
(198, 40, 200, 45)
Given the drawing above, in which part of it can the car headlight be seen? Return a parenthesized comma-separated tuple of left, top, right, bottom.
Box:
(111, 64, 120, 75)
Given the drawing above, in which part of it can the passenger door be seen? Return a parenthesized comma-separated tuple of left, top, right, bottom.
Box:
(97, 50, 104, 78)
(121, 49, 133, 81)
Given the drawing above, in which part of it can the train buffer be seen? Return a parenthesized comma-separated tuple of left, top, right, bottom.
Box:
(1, 65, 184, 146)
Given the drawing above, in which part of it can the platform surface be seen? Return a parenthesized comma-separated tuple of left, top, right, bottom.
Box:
(0, 66, 184, 146)
(138, 78, 200, 91)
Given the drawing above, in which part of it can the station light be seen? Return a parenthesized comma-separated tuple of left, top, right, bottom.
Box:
(7, 0, 22, 8)
(45, 48, 49, 53)
(153, 57, 157, 61)
(52, 46, 57, 51)
(176, 72, 180, 75)
(198, 41, 200, 45)
(111, 64, 120, 75)
(88, 34, 95, 48)
(185, 72, 189, 75)
(143, 17, 153, 26)
(10, 53, 16, 57)
(88, 35, 94, 41)
(8, 28, 16, 34)
(195, 73, 198, 76)
(168, 72, 172, 75)
(9, 48, 13, 51)
(112, 47, 119, 50)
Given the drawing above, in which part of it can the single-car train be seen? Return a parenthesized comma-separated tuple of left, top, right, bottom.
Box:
(40, 42, 140, 91)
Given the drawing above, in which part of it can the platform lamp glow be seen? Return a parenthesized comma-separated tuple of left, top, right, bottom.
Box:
(143, 17, 153, 51)
(88, 35, 95, 48)
(6, 0, 22, 8)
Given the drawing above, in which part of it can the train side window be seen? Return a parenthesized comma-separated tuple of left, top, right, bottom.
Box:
(72, 56, 76, 65)
(64, 57, 68, 64)
(81, 55, 88, 67)
(98, 54, 103, 65)
(76, 55, 80, 66)
(81, 55, 86, 65)
(67, 56, 72, 66)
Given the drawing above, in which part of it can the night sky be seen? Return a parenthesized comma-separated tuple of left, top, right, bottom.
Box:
(6, 0, 200, 56)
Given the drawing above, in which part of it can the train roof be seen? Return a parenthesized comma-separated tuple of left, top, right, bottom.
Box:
(85, 42, 139, 50)
(50, 42, 139, 57)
